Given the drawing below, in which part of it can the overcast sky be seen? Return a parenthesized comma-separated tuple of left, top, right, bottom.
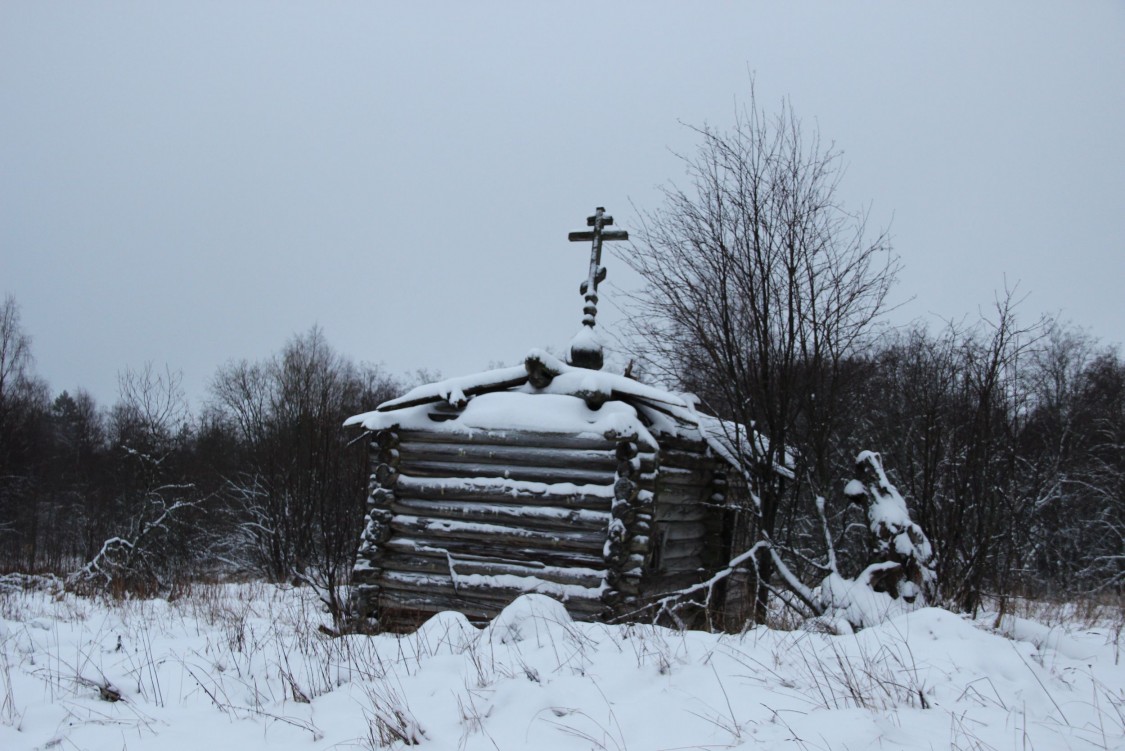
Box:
(2, 2, 1123, 410)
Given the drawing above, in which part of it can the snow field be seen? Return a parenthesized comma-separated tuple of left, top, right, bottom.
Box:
(0, 580, 1121, 750)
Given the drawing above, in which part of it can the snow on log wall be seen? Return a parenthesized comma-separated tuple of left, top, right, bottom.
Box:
(353, 427, 632, 626)
(352, 423, 726, 628)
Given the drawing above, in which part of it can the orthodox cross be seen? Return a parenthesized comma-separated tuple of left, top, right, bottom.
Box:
(566, 207, 628, 370)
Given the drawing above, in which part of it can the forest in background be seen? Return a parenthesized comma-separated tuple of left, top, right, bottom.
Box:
(0, 307, 401, 619)
(1, 290, 1121, 617)
(613, 94, 1122, 620)
(1, 97, 1121, 623)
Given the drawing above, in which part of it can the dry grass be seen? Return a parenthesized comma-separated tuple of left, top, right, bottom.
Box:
(2, 577, 1122, 750)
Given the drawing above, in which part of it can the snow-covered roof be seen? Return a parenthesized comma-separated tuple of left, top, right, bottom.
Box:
(363, 349, 690, 414)
(344, 348, 788, 478)
(352, 390, 655, 444)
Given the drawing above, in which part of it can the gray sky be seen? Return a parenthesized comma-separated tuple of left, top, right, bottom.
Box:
(3, 2, 1123, 410)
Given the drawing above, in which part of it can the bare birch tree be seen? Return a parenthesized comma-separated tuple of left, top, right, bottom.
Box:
(620, 90, 899, 622)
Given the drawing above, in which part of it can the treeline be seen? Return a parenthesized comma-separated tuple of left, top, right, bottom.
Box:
(642, 293, 1123, 610)
(806, 310, 1122, 607)
(857, 313, 1124, 604)
(0, 296, 398, 613)
(620, 93, 1123, 615)
(2, 288, 1122, 610)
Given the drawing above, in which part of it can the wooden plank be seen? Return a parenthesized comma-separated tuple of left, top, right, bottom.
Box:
(658, 449, 719, 471)
(394, 474, 613, 510)
(656, 483, 706, 505)
(654, 543, 706, 569)
(660, 521, 708, 542)
(657, 466, 709, 486)
(654, 503, 708, 523)
(397, 459, 615, 486)
(659, 538, 707, 561)
(390, 497, 611, 533)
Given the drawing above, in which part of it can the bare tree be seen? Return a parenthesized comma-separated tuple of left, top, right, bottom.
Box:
(113, 363, 190, 452)
(0, 295, 33, 413)
(42, 389, 105, 570)
(69, 363, 210, 594)
(619, 89, 899, 622)
(0, 296, 51, 570)
(1019, 328, 1124, 596)
(209, 327, 400, 627)
(855, 292, 1056, 610)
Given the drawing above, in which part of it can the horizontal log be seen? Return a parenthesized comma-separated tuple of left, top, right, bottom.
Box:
(389, 514, 605, 552)
(374, 463, 399, 486)
(656, 483, 706, 505)
(379, 594, 498, 625)
(376, 374, 531, 412)
(380, 584, 598, 620)
(382, 570, 606, 605)
(398, 440, 649, 473)
(380, 553, 606, 589)
(394, 474, 613, 510)
(397, 427, 619, 451)
(379, 571, 606, 612)
(390, 497, 611, 533)
(397, 459, 616, 486)
(384, 536, 605, 569)
(657, 466, 709, 486)
(378, 587, 607, 624)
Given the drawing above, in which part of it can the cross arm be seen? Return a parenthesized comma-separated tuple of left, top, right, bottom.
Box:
(568, 230, 629, 242)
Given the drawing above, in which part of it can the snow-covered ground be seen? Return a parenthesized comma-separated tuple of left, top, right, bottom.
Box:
(0, 581, 1121, 750)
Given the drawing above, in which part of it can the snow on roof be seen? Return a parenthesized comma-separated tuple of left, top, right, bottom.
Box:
(692, 413, 796, 480)
(349, 390, 656, 445)
(360, 349, 691, 416)
(371, 364, 531, 413)
(344, 347, 786, 480)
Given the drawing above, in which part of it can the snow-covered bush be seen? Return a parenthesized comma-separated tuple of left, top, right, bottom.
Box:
(843, 450, 935, 603)
(814, 450, 936, 631)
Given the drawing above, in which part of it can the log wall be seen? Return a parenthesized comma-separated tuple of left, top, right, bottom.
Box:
(354, 426, 628, 627)
(643, 434, 729, 598)
(351, 423, 728, 629)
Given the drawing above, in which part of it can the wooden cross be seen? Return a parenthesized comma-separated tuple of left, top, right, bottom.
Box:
(566, 207, 628, 369)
